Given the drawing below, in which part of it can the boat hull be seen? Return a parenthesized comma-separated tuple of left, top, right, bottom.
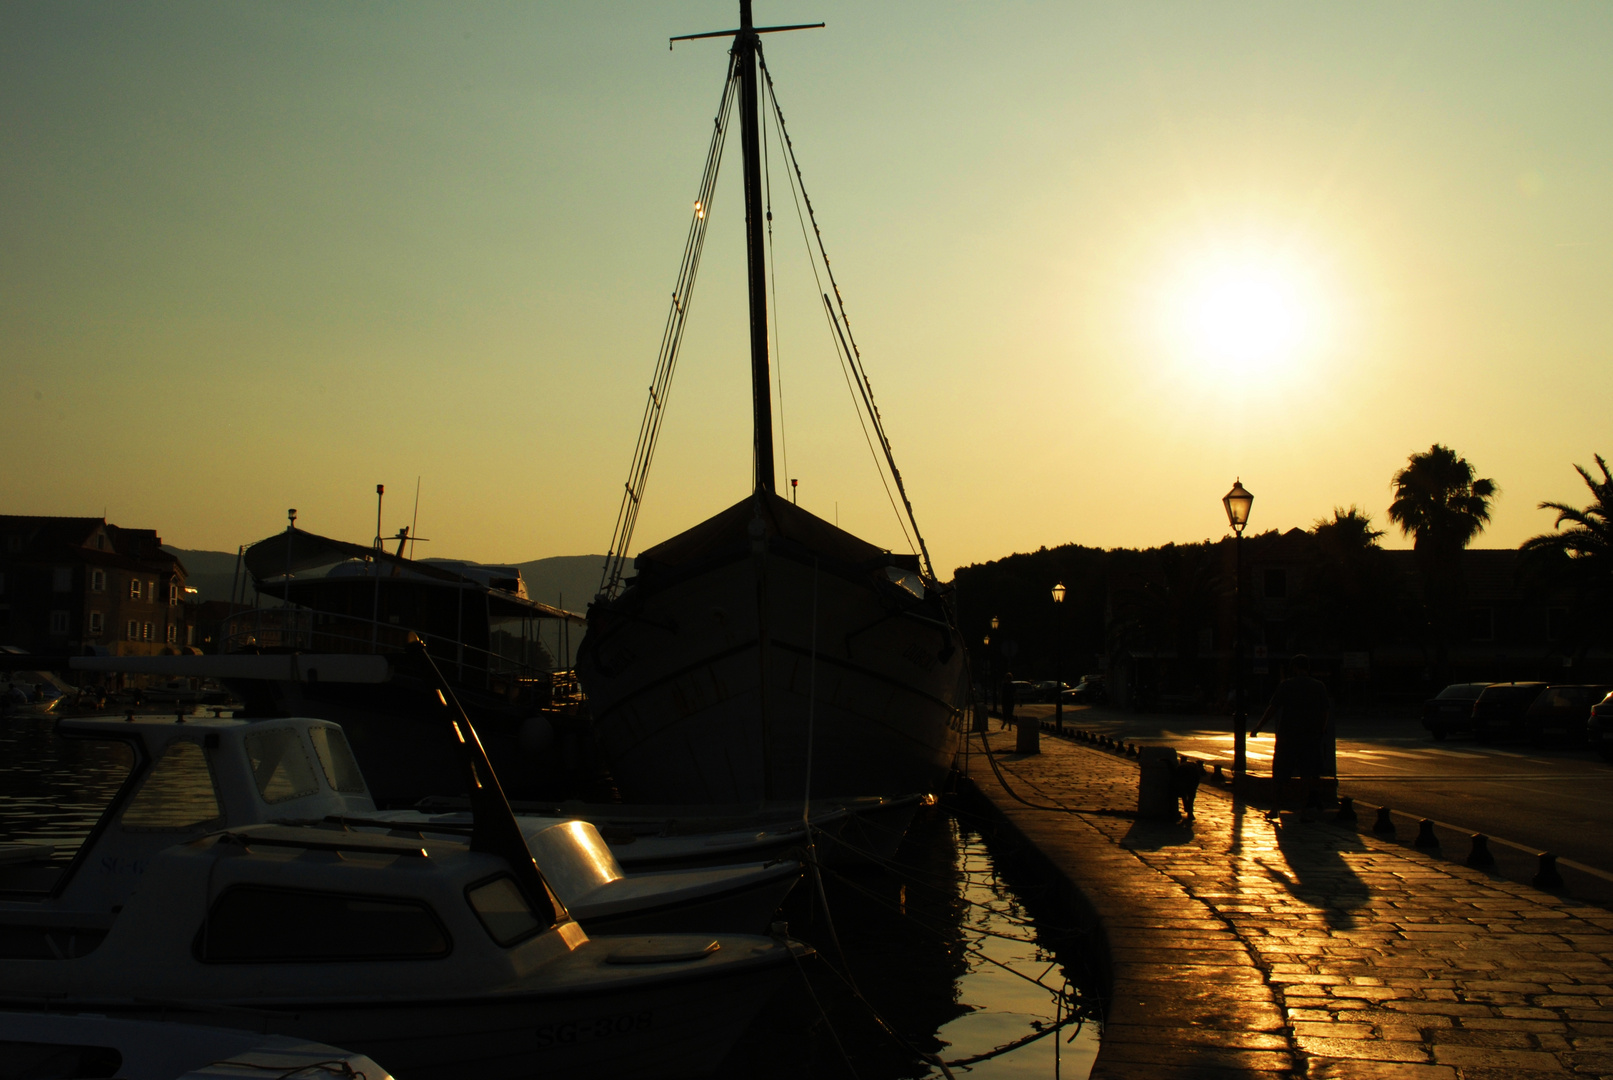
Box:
(581, 542, 966, 805)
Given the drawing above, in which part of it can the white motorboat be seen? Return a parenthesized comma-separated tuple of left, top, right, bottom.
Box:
(0, 657, 807, 1079)
(0, 1012, 393, 1080)
(0, 712, 799, 936)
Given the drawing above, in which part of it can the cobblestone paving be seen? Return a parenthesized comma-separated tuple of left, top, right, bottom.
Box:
(959, 730, 1613, 1080)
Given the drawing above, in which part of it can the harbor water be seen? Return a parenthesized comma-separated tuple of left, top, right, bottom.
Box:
(0, 713, 1102, 1078)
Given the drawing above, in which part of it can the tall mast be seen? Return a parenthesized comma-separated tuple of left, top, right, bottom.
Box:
(737, 0, 774, 494)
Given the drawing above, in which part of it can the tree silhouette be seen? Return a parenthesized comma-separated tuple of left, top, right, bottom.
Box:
(1387, 445, 1497, 681)
(1303, 507, 1390, 652)
(1519, 454, 1613, 652)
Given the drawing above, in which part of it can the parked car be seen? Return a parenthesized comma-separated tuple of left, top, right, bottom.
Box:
(1030, 680, 1070, 703)
(1522, 684, 1613, 747)
(1587, 692, 1613, 761)
(1468, 681, 1549, 740)
(1421, 682, 1492, 740)
(1063, 674, 1107, 704)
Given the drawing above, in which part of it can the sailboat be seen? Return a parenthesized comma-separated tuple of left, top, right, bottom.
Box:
(577, 3, 968, 805)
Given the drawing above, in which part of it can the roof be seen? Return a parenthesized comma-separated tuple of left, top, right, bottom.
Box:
(637, 489, 888, 570)
(0, 516, 182, 574)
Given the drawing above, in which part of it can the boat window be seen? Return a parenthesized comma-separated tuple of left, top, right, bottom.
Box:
(466, 875, 543, 946)
(198, 885, 450, 962)
(244, 728, 321, 804)
(308, 725, 367, 794)
(121, 740, 223, 832)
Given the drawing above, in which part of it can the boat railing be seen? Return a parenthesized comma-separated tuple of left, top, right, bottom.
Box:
(218, 607, 565, 697)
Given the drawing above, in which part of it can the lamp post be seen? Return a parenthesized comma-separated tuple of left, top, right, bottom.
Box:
(1223, 480, 1254, 783)
(980, 618, 993, 718)
(1051, 582, 1066, 734)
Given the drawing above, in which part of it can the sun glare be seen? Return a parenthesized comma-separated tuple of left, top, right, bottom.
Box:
(1156, 250, 1323, 382)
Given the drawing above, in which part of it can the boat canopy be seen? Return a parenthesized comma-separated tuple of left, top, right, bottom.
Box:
(637, 490, 888, 570)
(244, 526, 581, 623)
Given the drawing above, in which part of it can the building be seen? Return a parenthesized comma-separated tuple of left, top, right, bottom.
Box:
(0, 516, 192, 659)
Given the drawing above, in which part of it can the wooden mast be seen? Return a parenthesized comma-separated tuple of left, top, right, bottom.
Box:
(737, 0, 775, 494)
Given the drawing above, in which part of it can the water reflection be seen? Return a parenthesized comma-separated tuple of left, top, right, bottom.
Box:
(719, 807, 1102, 1078)
(0, 716, 131, 852)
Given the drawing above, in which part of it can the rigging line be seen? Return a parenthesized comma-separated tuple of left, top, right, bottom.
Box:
(761, 71, 789, 493)
(600, 56, 739, 597)
(821, 294, 916, 554)
(759, 55, 937, 579)
(756, 67, 911, 552)
(818, 293, 917, 554)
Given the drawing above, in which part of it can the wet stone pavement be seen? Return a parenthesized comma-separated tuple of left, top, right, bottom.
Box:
(959, 727, 1613, 1080)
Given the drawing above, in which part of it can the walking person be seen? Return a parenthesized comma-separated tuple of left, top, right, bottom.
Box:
(999, 673, 1017, 731)
(1250, 654, 1331, 822)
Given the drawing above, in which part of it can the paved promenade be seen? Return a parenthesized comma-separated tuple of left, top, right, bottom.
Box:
(958, 727, 1613, 1080)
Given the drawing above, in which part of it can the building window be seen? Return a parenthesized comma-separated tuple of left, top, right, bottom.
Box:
(127, 620, 139, 640)
(186, 625, 195, 646)
(1468, 608, 1494, 642)
(53, 567, 72, 592)
(147, 580, 156, 602)
(49, 610, 69, 634)
(96, 534, 106, 551)
(166, 624, 177, 644)
(91, 569, 106, 592)
(90, 611, 104, 635)
(141, 621, 153, 641)
(1263, 568, 1287, 599)
(168, 583, 178, 606)
(130, 579, 142, 600)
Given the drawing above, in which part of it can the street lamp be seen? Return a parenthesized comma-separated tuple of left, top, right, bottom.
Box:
(989, 616, 1000, 711)
(1051, 583, 1066, 734)
(1223, 480, 1254, 784)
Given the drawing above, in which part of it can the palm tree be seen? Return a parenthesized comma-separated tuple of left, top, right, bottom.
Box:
(1388, 444, 1498, 554)
(1387, 445, 1497, 679)
(1519, 455, 1613, 649)
(1299, 507, 1392, 655)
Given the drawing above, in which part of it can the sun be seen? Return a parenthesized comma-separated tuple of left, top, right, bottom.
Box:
(1157, 251, 1322, 380)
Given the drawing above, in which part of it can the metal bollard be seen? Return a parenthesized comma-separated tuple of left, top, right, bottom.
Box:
(1414, 819, 1440, 849)
(1533, 852, 1564, 891)
(1466, 834, 1496, 869)
(1372, 807, 1396, 837)
(1333, 796, 1357, 825)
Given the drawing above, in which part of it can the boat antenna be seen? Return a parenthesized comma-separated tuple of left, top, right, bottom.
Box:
(409, 476, 422, 559)
(406, 639, 571, 929)
(372, 484, 385, 557)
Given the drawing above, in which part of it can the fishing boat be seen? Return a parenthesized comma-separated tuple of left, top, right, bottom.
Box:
(577, 2, 968, 805)
(0, 646, 805, 1080)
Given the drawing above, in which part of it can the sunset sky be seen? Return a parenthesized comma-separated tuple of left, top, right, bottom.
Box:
(4, 2, 1611, 577)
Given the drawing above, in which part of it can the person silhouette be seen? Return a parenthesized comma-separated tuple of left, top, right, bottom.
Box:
(1251, 654, 1331, 821)
(1000, 673, 1018, 731)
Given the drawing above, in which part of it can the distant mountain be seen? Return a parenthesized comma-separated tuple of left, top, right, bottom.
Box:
(514, 555, 604, 615)
(164, 546, 606, 613)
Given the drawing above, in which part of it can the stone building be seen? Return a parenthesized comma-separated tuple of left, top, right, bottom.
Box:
(0, 516, 191, 657)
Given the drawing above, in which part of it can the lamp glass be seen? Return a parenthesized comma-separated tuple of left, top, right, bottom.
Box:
(990, 616, 999, 631)
(1223, 480, 1254, 533)
(1051, 582, 1066, 604)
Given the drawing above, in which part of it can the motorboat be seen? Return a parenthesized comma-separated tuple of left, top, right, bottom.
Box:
(0, 712, 799, 936)
(578, 2, 967, 805)
(0, 1012, 392, 1080)
(0, 650, 807, 1079)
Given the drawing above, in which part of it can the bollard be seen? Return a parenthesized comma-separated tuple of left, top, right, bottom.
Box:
(1213, 762, 1226, 784)
(972, 703, 988, 734)
(1137, 747, 1178, 820)
(1466, 834, 1496, 869)
(1333, 796, 1357, 825)
(1126, 743, 1140, 757)
(1414, 819, 1440, 849)
(1533, 852, 1564, 891)
(1015, 716, 1040, 755)
(1372, 807, 1396, 837)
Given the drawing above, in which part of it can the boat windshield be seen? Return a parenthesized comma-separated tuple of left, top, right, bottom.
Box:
(308, 725, 367, 794)
(121, 739, 224, 832)
(244, 728, 321, 804)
